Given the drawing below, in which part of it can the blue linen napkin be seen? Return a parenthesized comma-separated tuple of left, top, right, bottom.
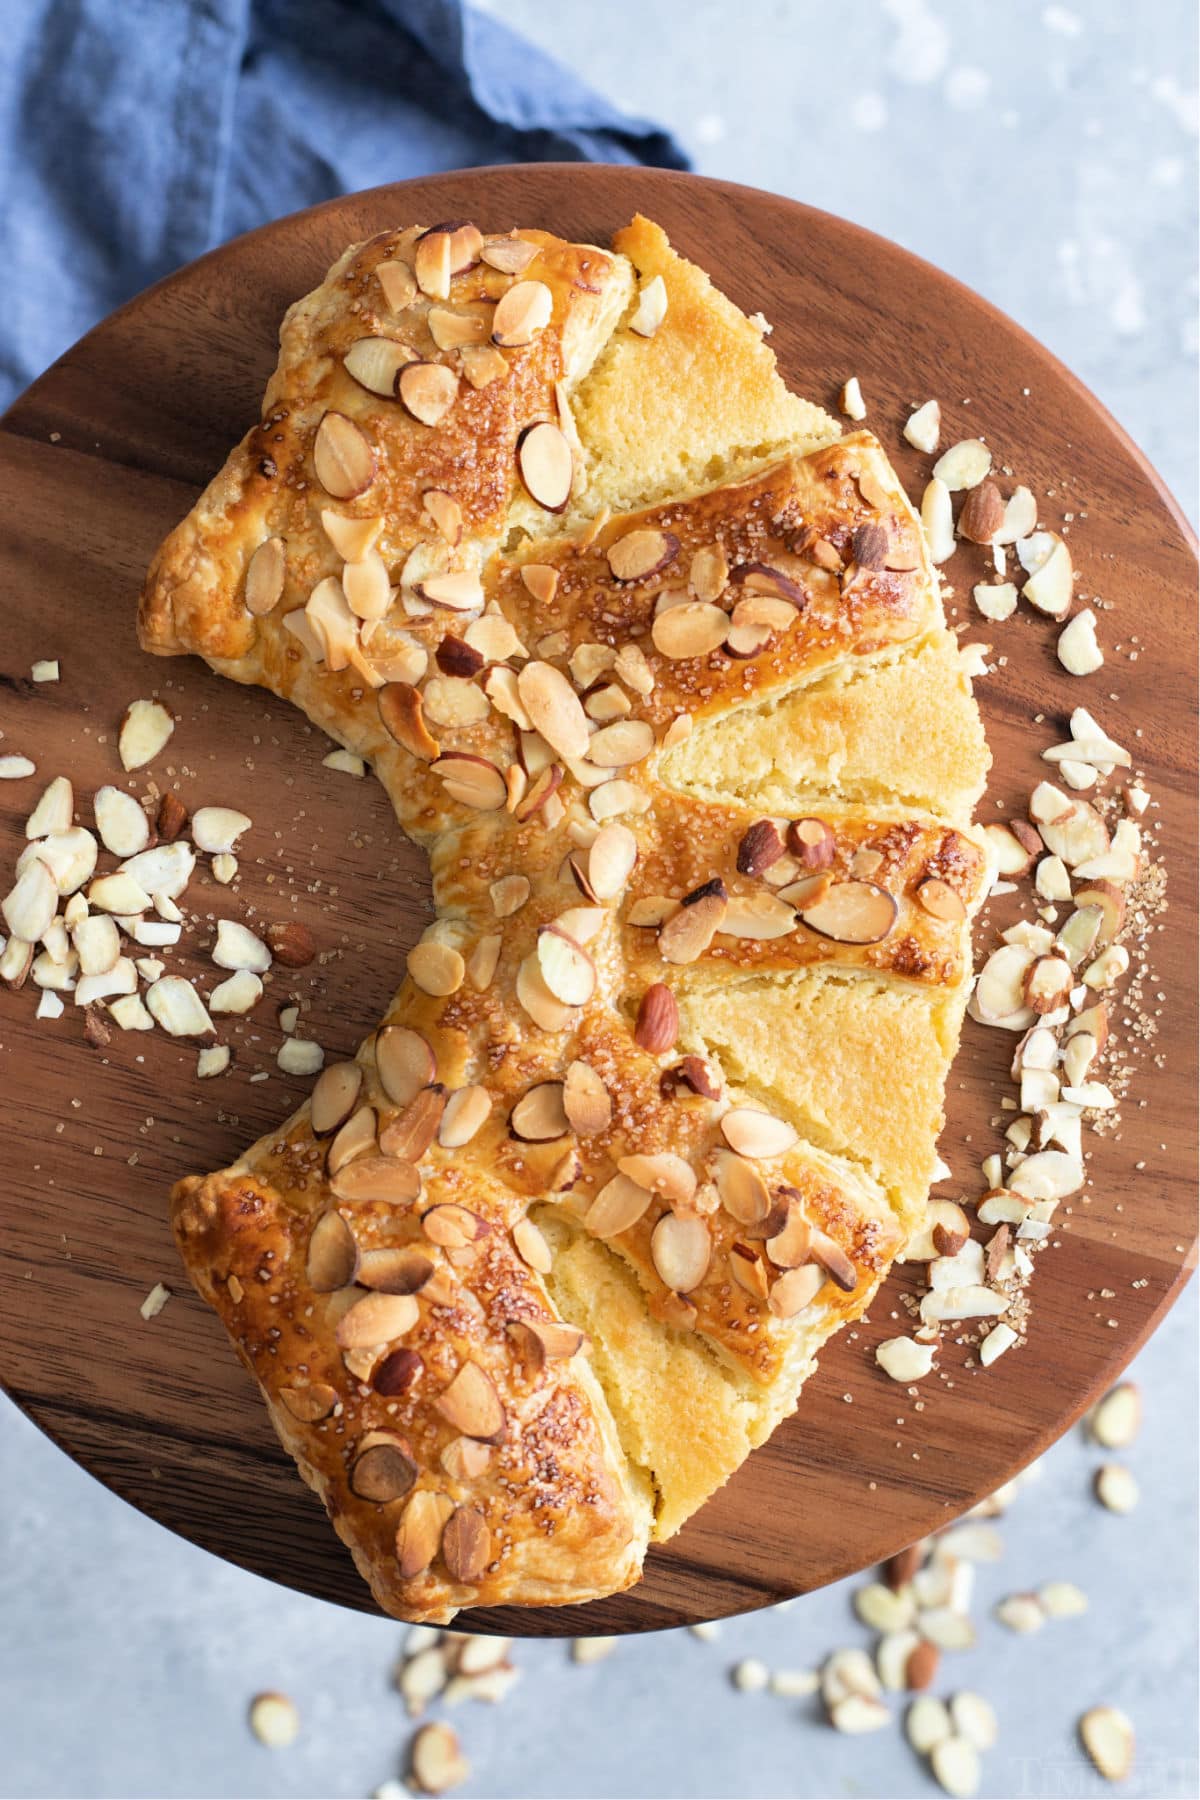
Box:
(0, 0, 689, 408)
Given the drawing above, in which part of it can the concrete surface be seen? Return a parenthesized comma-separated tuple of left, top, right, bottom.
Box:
(1, 1, 1195, 1795)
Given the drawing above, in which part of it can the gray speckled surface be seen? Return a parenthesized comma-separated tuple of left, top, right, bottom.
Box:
(1, 2, 1196, 1796)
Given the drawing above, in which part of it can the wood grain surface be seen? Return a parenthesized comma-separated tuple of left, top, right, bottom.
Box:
(0, 165, 1194, 1637)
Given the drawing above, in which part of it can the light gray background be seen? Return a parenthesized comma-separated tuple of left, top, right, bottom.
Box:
(2, 1, 1196, 1796)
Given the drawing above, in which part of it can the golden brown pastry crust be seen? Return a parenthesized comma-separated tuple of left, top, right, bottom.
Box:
(140, 216, 989, 1622)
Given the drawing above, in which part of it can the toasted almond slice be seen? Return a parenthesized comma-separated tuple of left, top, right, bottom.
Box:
(607, 527, 680, 583)
(327, 1103, 377, 1175)
(359, 1249, 435, 1298)
(459, 342, 509, 389)
(342, 551, 391, 622)
(433, 753, 507, 812)
(310, 1061, 363, 1136)
(349, 1431, 418, 1503)
(520, 563, 559, 606)
(801, 879, 897, 944)
(379, 682, 440, 762)
(517, 421, 573, 512)
(658, 886, 727, 964)
(516, 662, 589, 761)
(343, 335, 414, 398)
(916, 878, 966, 923)
(432, 1085, 489, 1150)
(379, 1086, 446, 1163)
(583, 822, 636, 901)
(441, 1503, 492, 1583)
(689, 542, 729, 602)
(619, 1152, 696, 1205)
(585, 1173, 652, 1237)
(279, 1381, 338, 1424)
(720, 891, 797, 940)
(720, 1107, 796, 1160)
(398, 361, 458, 428)
(118, 698, 174, 771)
(651, 601, 728, 659)
(513, 1217, 553, 1274)
(765, 1200, 813, 1269)
(585, 719, 654, 769)
(376, 1024, 436, 1108)
(376, 258, 418, 309)
(436, 1361, 505, 1440)
(337, 1291, 419, 1351)
(562, 1060, 612, 1135)
(651, 1212, 710, 1293)
(481, 234, 540, 275)
(305, 1208, 358, 1291)
(491, 279, 552, 346)
(144, 974, 214, 1038)
(313, 411, 375, 499)
(320, 513, 381, 566)
(413, 229, 452, 299)
(396, 1490, 454, 1580)
(510, 1081, 570, 1142)
(427, 306, 490, 352)
(809, 1231, 858, 1292)
(419, 570, 485, 615)
(407, 938, 464, 998)
(516, 952, 575, 1031)
(536, 925, 596, 1007)
(714, 1151, 770, 1225)
(330, 1154, 421, 1204)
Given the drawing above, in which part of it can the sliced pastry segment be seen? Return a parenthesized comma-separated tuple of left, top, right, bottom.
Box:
(140, 213, 990, 1622)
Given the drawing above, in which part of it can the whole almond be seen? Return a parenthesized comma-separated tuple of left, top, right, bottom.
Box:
(737, 819, 785, 878)
(635, 982, 679, 1054)
(905, 1638, 939, 1691)
(957, 479, 1005, 544)
(660, 1055, 721, 1100)
(884, 1542, 923, 1591)
(266, 921, 316, 967)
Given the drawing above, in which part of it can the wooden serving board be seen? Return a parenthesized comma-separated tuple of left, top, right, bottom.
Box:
(0, 165, 1194, 1637)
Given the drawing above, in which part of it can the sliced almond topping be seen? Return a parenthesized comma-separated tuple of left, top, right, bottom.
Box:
(481, 234, 540, 275)
(343, 335, 414, 398)
(376, 1024, 436, 1108)
(520, 562, 559, 606)
(720, 1107, 797, 1161)
(427, 306, 490, 352)
(459, 343, 508, 389)
(714, 1150, 771, 1225)
(349, 1434, 418, 1507)
(634, 981, 679, 1054)
(536, 925, 596, 1006)
(431, 753, 507, 813)
(690, 542, 729, 601)
(513, 1217, 553, 1274)
(721, 892, 797, 940)
(435, 1361, 505, 1440)
(243, 534, 287, 616)
(376, 258, 418, 310)
(585, 822, 637, 901)
(619, 1152, 696, 1207)
(310, 1061, 363, 1136)
(658, 883, 727, 965)
(765, 1197, 812, 1269)
(396, 1490, 454, 1580)
(606, 527, 679, 583)
(800, 880, 898, 944)
(279, 1382, 338, 1423)
(406, 938, 465, 998)
(516, 952, 575, 1032)
(329, 1154, 420, 1204)
(397, 361, 458, 428)
(563, 1059, 612, 1135)
(512, 761, 563, 822)
(441, 1504, 491, 1582)
(769, 1263, 824, 1317)
(305, 1208, 359, 1291)
(337, 1291, 419, 1351)
(916, 878, 966, 923)
(650, 600, 729, 660)
(810, 1230, 858, 1292)
(118, 698, 174, 772)
(510, 1081, 569, 1142)
(413, 229, 452, 299)
(517, 421, 573, 512)
(729, 1243, 770, 1301)
(517, 661, 590, 761)
(585, 1173, 652, 1238)
(379, 1085, 447, 1163)
(585, 718, 655, 768)
(313, 411, 375, 500)
(491, 279, 553, 346)
(358, 1248, 434, 1295)
(421, 1202, 489, 1249)
(651, 1211, 710, 1293)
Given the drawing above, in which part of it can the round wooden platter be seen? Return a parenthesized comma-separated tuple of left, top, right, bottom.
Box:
(0, 165, 1195, 1638)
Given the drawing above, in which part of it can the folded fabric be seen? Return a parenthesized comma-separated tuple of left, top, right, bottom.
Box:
(0, 0, 688, 407)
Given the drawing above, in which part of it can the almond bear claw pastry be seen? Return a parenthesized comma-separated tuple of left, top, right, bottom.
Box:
(141, 213, 991, 1622)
